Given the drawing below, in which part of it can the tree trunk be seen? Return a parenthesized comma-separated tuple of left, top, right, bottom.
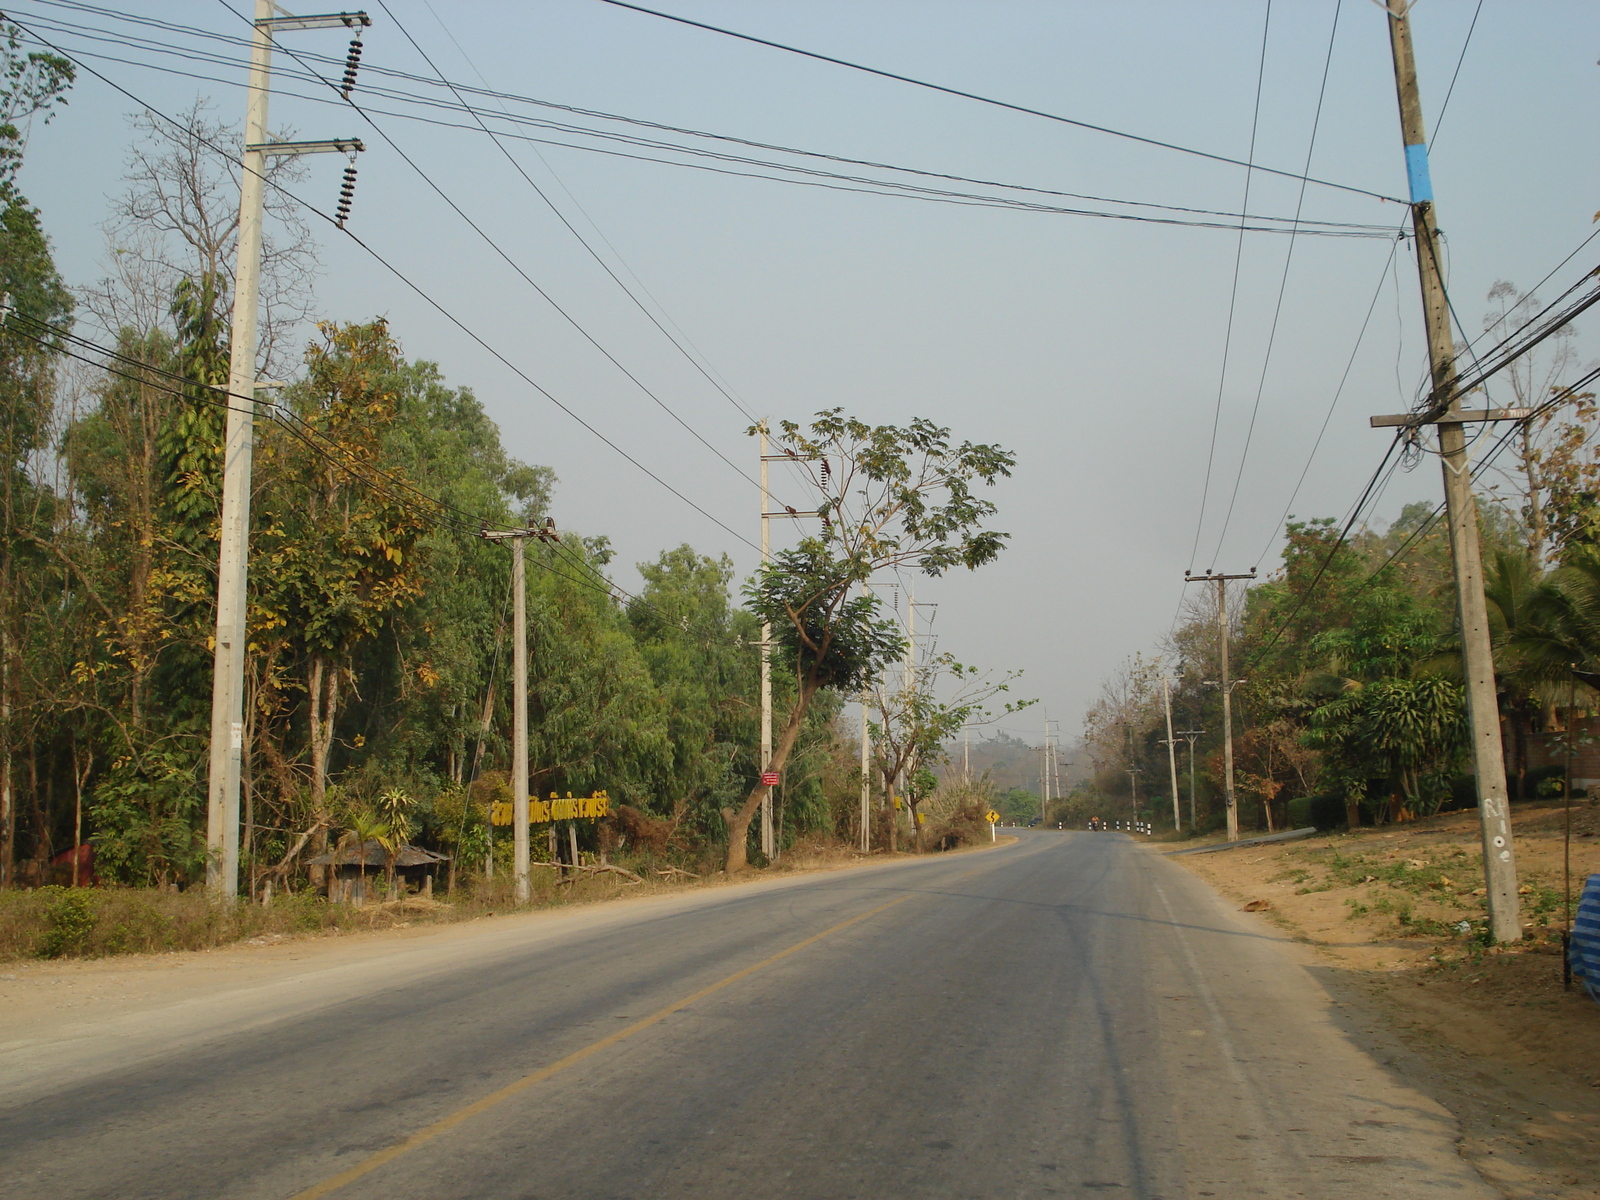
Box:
(884, 767, 898, 853)
(1344, 794, 1361, 831)
(306, 655, 341, 887)
(0, 626, 11, 887)
(908, 798, 925, 852)
(723, 679, 820, 872)
(71, 738, 91, 888)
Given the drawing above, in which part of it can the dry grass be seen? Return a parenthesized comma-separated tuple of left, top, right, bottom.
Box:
(0, 859, 673, 962)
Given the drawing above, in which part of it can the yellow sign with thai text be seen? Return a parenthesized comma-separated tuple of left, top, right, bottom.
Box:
(491, 790, 611, 826)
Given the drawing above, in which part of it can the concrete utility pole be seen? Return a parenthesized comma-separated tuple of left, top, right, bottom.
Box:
(758, 423, 773, 862)
(1380, 0, 1520, 941)
(1162, 677, 1181, 832)
(205, 2, 367, 899)
(903, 590, 915, 835)
(1177, 730, 1206, 831)
(757, 430, 825, 861)
(482, 521, 558, 904)
(859, 581, 872, 854)
(859, 690, 871, 853)
(509, 536, 528, 904)
(1040, 717, 1051, 823)
(1126, 768, 1142, 828)
(1047, 719, 1062, 803)
(1184, 569, 1253, 841)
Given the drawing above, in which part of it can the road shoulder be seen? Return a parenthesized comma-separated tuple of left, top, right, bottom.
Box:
(1160, 808, 1600, 1200)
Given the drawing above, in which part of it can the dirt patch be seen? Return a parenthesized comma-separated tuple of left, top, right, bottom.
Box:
(1169, 802, 1600, 1199)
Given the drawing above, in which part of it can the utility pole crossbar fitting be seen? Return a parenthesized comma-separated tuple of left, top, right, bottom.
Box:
(260, 12, 371, 32)
(1369, 407, 1534, 429)
(245, 138, 365, 156)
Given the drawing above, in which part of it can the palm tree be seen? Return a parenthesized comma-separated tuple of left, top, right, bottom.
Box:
(374, 789, 415, 898)
(337, 811, 389, 905)
(1502, 548, 1600, 686)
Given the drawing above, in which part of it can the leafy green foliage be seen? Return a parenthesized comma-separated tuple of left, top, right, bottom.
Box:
(35, 886, 93, 958)
(0, 23, 72, 190)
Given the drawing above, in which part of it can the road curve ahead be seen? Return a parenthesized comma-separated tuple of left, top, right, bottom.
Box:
(0, 833, 1491, 1200)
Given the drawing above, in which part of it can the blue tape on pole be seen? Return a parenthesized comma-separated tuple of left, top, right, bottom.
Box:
(1405, 142, 1433, 204)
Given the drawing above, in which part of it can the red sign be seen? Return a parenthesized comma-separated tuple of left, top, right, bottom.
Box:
(761, 771, 780, 786)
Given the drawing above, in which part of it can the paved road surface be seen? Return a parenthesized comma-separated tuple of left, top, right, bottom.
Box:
(0, 833, 1492, 1199)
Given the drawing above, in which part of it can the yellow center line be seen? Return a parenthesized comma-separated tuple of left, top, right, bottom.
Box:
(285, 890, 918, 1200)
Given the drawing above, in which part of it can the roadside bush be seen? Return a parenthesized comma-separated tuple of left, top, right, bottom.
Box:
(927, 801, 989, 851)
(1525, 764, 1569, 799)
(36, 887, 95, 958)
(0, 887, 371, 961)
(1308, 794, 1346, 831)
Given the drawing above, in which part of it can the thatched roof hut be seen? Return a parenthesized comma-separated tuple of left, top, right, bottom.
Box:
(307, 840, 450, 870)
(307, 840, 450, 903)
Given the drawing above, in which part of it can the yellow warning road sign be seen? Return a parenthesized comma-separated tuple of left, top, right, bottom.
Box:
(985, 810, 1000, 824)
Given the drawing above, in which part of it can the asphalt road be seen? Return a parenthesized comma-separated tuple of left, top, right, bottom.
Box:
(0, 833, 1494, 1200)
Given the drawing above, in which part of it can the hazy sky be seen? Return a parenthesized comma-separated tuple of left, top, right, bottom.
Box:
(12, 1, 1599, 742)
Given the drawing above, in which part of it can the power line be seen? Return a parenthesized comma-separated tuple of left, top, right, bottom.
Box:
(378, 0, 761, 428)
(1255, 231, 1405, 569)
(208, 0, 771, 501)
(592, 0, 1405, 204)
(1246, 432, 1405, 660)
(1430, 0, 1484, 145)
(7, 15, 766, 555)
(1251, 358, 1600, 661)
(1210, 0, 1342, 568)
(7, 3, 1395, 238)
(11, 50, 1395, 239)
(1366, 361, 1600, 585)
(10, 310, 766, 645)
(1189, 0, 1273, 573)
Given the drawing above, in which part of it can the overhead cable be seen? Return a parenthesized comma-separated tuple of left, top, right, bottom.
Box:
(6, 12, 1395, 239)
(6, 15, 765, 554)
(1210, 0, 1342, 568)
(591, 0, 1406, 204)
(1188, 0, 1273, 574)
(209, 0, 770, 500)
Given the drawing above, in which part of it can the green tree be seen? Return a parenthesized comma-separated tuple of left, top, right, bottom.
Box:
(735, 410, 1013, 872)
(870, 654, 1028, 851)
(0, 22, 72, 882)
(628, 546, 759, 838)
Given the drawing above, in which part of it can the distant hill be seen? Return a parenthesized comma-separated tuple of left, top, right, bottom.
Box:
(935, 730, 1091, 796)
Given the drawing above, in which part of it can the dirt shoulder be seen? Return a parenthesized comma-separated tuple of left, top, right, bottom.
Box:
(1167, 803, 1600, 1199)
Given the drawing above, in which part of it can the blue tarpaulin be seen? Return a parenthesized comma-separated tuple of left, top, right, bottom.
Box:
(1573, 873, 1600, 1006)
